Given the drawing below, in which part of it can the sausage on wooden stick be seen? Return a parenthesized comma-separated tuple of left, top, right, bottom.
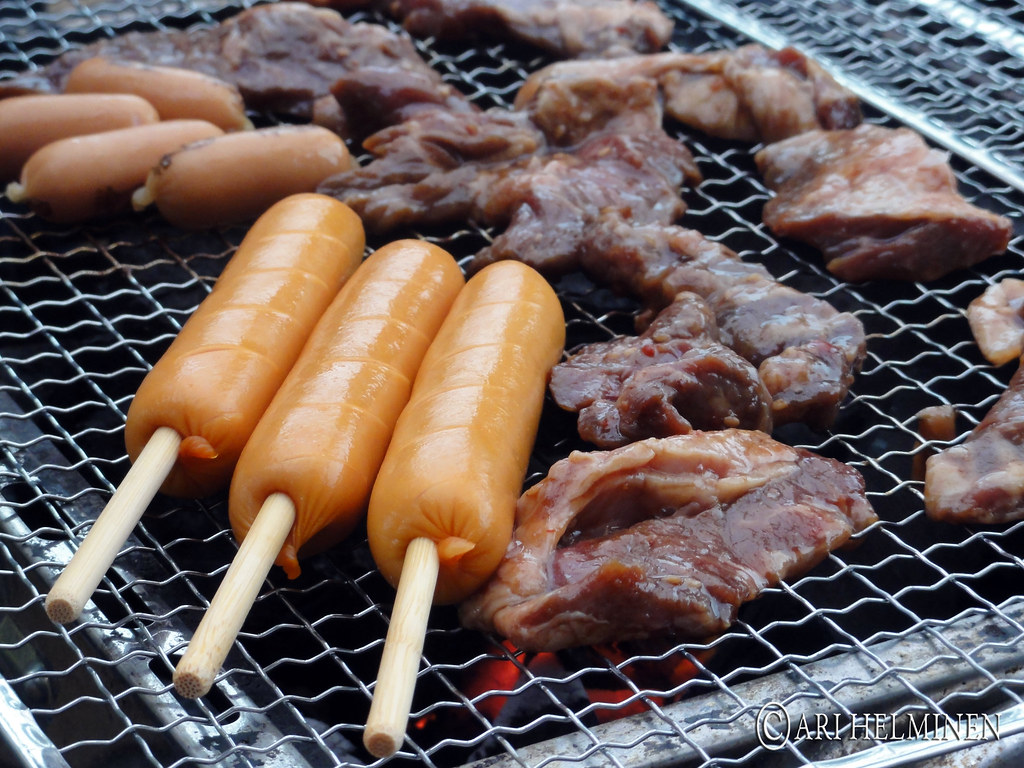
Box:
(173, 239, 465, 699)
(363, 260, 565, 758)
(44, 193, 364, 625)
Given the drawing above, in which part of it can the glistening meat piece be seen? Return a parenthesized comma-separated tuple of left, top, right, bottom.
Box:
(967, 279, 1024, 367)
(0, 3, 456, 137)
(386, 0, 674, 58)
(550, 292, 772, 447)
(515, 58, 669, 146)
(756, 124, 1013, 282)
(578, 216, 867, 429)
(318, 107, 546, 231)
(912, 403, 957, 482)
(460, 430, 876, 650)
(515, 44, 861, 143)
(472, 130, 700, 273)
(925, 362, 1024, 524)
(320, 66, 700, 250)
(329, 65, 477, 142)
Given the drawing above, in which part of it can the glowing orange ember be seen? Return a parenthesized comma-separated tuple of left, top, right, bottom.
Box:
(461, 641, 710, 726)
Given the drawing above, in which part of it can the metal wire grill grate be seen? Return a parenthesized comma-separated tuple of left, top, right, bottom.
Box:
(675, 0, 1024, 192)
(1, 1, 1023, 767)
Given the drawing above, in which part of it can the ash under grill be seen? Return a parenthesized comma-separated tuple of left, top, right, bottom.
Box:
(1, 1, 1023, 767)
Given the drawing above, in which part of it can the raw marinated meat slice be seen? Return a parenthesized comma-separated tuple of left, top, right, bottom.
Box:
(473, 131, 699, 273)
(579, 216, 866, 428)
(550, 292, 772, 446)
(0, 4, 454, 137)
(756, 124, 1012, 282)
(460, 430, 876, 650)
(388, 0, 674, 58)
(926, 362, 1024, 524)
(516, 44, 861, 143)
(967, 279, 1024, 367)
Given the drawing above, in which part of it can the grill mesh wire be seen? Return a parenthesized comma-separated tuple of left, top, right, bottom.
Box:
(1, 0, 1024, 766)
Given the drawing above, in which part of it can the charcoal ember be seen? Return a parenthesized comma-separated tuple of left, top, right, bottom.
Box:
(756, 124, 1013, 282)
(461, 430, 877, 651)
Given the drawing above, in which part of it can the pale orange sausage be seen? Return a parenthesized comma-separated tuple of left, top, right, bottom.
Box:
(132, 125, 354, 230)
(367, 260, 565, 605)
(6, 119, 224, 222)
(229, 239, 465, 578)
(64, 57, 253, 132)
(0, 93, 160, 180)
(124, 193, 365, 498)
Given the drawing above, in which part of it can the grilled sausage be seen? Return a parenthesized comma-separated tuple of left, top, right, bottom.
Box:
(0, 92, 160, 180)
(367, 260, 565, 605)
(64, 57, 253, 132)
(5, 119, 224, 222)
(124, 193, 365, 498)
(229, 239, 465, 577)
(131, 125, 353, 230)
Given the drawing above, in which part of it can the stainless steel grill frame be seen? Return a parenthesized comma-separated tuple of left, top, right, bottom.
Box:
(1, 1, 1023, 767)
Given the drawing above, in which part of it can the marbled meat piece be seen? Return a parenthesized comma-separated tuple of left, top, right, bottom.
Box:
(756, 124, 1013, 282)
(926, 362, 1024, 524)
(515, 44, 861, 143)
(320, 61, 700, 246)
(578, 215, 867, 429)
(472, 130, 701, 273)
(515, 60, 668, 146)
(323, 112, 700, 259)
(912, 403, 957, 482)
(967, 279, 1024, 367)
(460, 430, 877, 650)
(319, 106, 546, 231)
(550, 292, 772, 447)
(329, 64, 476, 142)
(387, 0, 674, 58)
(0, 3, 455, 137)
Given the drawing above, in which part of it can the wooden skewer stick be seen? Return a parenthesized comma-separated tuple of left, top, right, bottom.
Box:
(364, 536, 439, 759)
(173, 492, 296, 699)
(45, 425, 182, 625)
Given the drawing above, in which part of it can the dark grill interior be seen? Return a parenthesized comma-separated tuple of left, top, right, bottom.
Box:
(1, 1, 1023, 767)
